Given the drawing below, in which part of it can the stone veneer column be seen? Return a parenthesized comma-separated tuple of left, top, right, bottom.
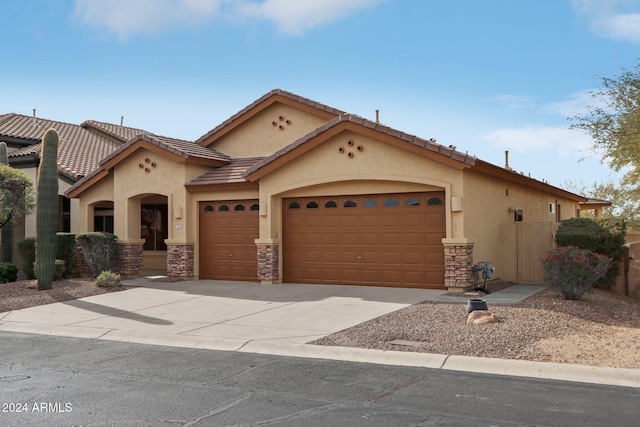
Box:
(256, 243, 279, 283)
(442, 240, 475, 291)
(117, 241, 144, 277)
(166, 243, 194, 278)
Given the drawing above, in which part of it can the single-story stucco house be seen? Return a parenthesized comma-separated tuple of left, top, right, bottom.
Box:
(64, 89, 605, 291)
(0, 112, 151, 262)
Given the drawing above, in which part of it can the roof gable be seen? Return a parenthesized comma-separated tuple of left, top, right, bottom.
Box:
(195, 89, 345, 148)
(66, 134, 230, 197)
(243, 114, 476, 181)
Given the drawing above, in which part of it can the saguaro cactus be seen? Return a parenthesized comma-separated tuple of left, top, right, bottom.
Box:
(36, 129, 59, 290)
(0, 142, 13, 263)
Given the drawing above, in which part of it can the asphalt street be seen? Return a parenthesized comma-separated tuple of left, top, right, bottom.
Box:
(1, 332, 637, 426)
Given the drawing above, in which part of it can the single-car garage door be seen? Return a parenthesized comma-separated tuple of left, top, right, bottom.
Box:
(199, 200, 259, 281)
(283, 192, 446, 288)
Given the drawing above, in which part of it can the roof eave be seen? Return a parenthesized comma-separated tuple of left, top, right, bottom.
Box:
(472, 160, 588, 202)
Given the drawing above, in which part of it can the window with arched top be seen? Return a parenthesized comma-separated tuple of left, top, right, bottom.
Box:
(289, 202, 301, 209)
(250, 204, 260, 211)
(306, 201, 319, 208)
(234, 204, 245, 211)
(203, 205, 214, 212)
(405, 197, 420, 207)
(325, 201, 337, 208)
(384, 198, 399, 207)
(427, 197, 443, 206)
(219, 204, 229, 211)
(364, 199, 377, 208)
(344, 200, 357, 208)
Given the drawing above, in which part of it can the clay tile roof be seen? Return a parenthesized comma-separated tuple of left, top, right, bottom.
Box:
(2, 113, 122, 179)
(140, 134, 231, 161)
(80, 120, 150, 142)
(195, 89, 347, 145)
(186, 157, 264, 186)
(96, 134, 231, 168)
(243, 114, 476, 178)
(580, 198, 612, 207)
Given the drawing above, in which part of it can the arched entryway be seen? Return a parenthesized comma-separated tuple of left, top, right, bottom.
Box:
(140, 194, 168, 274)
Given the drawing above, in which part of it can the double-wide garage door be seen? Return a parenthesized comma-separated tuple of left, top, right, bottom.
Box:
(199, 200, 259, 281)
(283, 192, 446, 288)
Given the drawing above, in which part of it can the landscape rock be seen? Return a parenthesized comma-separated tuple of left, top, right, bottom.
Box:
(467, 310, 500, 324)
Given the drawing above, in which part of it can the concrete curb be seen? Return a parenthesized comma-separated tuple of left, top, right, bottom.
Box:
(443, 355, 640, 388)
(2, 324, 639, 388)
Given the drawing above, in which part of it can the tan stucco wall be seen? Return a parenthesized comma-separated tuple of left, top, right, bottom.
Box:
(74, 147, 212, 246)
(462, 169, 579, 282)
(76, 172, 114, 233)
(254, 129, 466, 281)
(206, 103, 330, 158)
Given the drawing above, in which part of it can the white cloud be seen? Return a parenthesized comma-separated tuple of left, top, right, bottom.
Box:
(73, 0, 384, 39)
(544, 89, 595, 117)
(572, 0, 640, 43)
(482, 125, 592, 159)
(235, 0, 384, 35)
(73, 0, 223, 39)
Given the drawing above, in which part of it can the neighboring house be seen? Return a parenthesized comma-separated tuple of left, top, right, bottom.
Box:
(64, 89, 607, 290)
(0, 112, 150, 262)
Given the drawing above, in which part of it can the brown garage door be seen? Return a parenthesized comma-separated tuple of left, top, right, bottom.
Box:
(283, 192, 446, 288)
(199, 200, 259, 281)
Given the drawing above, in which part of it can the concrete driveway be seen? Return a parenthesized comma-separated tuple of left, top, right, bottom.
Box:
(2, 279, 639, 388)
(0, 279, 438, 350)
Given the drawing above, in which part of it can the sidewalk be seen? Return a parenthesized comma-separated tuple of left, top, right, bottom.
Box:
(0, 278, 638, 388)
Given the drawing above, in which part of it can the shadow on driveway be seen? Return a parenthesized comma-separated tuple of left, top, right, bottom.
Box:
(63, 299, 173, 325)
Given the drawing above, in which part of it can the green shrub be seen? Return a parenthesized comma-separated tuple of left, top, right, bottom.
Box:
(56, 233, 77, 278)
(96, 270, 121, 287)
(542, 246, 610, 300)
(76, 233, 120, 278)
(555, 218, 625, 288)
(17, 237, 36, 279)
(0, 262, 18, 283)
(34, 259, 66, 281)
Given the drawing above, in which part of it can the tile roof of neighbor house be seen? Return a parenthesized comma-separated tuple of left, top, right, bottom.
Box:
(186, 157, 264, 187)
(81, 120, 149, 142)
(195, 89, 347, 145)
(243, 114, 477, 179)
(1, 113, 155, 180)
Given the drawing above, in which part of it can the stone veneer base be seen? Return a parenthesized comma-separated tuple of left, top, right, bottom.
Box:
(443, 243, 474, 291)
(166, 244, 194, 278)
(257, 243, 279, 282)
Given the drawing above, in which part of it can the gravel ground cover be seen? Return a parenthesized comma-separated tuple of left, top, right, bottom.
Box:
(0, 278, 130, 313)
(312, 283, 640, 369)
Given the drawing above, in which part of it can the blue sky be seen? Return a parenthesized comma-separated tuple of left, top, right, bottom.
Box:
(2, 0, 640, 190)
